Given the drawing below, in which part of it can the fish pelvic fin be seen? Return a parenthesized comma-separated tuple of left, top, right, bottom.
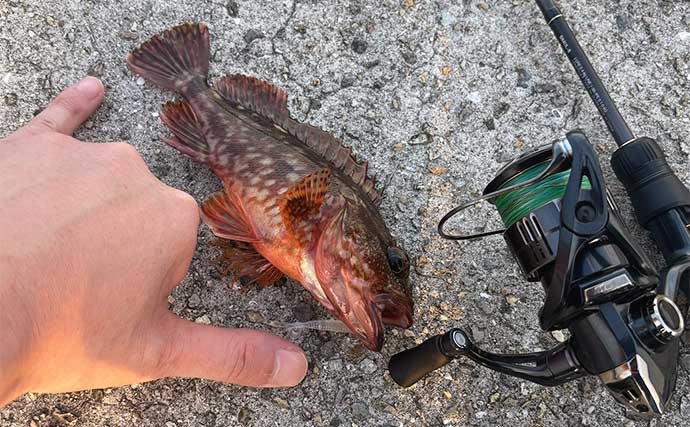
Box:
(127, 23, 209, 93)
(201, 190, 258, 243)
(160, 99, 210, 163)
(210, 240, 284, 288)
(280, 168, 331, 244)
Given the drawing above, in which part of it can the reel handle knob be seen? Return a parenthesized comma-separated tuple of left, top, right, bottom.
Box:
(388, 329, 468, 387)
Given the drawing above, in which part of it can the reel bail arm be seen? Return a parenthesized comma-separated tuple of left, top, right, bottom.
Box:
(438, 138, 573, 241)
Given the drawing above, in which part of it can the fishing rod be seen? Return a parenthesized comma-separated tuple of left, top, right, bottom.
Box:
(389, 0, 690, 416)
(537, 0, 690, 271)
(537, 0, 635, 147)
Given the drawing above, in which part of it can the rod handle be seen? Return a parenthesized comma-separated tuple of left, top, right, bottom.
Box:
(611, 137, 690, 263)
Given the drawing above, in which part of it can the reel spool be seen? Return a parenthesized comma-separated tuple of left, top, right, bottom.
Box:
(438, 139, 587, 282)
(389, 132, 684, 415)
(488, 148, 592, 283)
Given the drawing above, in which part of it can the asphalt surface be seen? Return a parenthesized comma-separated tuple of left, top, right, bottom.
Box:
(2, 0, 690, 426)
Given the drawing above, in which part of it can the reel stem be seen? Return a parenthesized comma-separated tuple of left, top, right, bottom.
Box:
(536, 0, 635, 147)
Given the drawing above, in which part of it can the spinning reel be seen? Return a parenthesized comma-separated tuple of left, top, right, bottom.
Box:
(389, 0, 690, 415)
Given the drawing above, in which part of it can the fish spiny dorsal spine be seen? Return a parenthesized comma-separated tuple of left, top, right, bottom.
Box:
(212, 74, 383, 206)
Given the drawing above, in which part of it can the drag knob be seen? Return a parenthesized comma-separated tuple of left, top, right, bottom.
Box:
(630, 295, 684, 347)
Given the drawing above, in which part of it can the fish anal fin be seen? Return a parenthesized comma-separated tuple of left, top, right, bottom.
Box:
(280, 169, 331, 242)
(212, 74, 383, 205)
(210, 240, 284, 288)
(161, 99, 211, 163)
(201, 190, 258, 243)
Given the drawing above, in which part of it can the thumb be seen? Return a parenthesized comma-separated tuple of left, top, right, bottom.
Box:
(20, 76, 104, 137)
(157, 315, 308, 388)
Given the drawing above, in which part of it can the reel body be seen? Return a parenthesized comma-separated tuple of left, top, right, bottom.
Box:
(389, 132, 686, 414)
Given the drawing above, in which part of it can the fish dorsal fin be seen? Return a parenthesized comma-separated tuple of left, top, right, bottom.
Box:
(201, 190, 258, 243)
(280, 168, 331, 242)
(213, 74, 382, 206)
(213, 74, 289, 125)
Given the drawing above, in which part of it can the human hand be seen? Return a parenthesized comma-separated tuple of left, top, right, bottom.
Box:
(0, 77, 307, 407)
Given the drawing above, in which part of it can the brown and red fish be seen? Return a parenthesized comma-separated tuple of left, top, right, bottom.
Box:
(127, 23, 413, 351)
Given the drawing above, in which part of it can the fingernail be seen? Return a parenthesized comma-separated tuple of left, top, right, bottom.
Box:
(75, 77, 103, 100)
(271, 349, 308, 387)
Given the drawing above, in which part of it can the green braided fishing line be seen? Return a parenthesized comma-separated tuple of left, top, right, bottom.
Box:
(494, 162, 591, 228)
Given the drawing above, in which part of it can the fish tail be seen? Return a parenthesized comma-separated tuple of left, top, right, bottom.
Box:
(127, 23, 209, 93)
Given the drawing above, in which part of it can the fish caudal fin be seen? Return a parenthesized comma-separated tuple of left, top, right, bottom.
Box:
(160, 99, 210, 163)
(127, 23, 209, 92)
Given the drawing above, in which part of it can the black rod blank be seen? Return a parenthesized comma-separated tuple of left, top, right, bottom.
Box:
(535, 0, 635, 147)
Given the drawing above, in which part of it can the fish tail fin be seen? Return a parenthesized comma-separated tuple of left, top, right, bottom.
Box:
(127, 23, 209, 92)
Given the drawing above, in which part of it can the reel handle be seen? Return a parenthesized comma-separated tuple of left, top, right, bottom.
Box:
(388, 331, 457, 387)
(389, 328, 584, 388)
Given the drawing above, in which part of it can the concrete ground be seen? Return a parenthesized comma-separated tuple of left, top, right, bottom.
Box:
(2, 0, 690, 426)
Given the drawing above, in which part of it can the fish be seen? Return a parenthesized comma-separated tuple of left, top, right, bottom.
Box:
(127, 23, 413, 351)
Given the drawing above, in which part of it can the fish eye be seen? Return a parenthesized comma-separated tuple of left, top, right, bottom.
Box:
(387, 246, 409, 275)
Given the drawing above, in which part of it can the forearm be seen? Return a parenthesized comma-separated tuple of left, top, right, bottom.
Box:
(0, 262, 33, 407)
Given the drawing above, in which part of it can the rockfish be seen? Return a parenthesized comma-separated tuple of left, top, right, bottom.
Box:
(127, 23, 413, 351)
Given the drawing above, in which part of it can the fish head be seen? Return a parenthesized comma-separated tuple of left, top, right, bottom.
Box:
(314, 196, 413, 351)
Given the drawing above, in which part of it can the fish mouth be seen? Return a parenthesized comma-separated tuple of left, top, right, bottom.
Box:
(342, 292, 414, 352)
(374, 293, 414, 329)
(350, 300, 385, 351)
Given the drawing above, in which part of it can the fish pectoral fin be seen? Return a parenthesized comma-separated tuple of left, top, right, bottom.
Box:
(201, 190, 258, 243)
(160, 99, 210, 163)
(211, 240, 284, 287)
(279, 169, 331, 243)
